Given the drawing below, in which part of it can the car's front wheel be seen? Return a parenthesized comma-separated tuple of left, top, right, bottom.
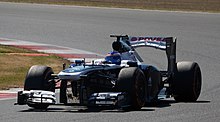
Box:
(117, 67, 146, 110)
(24, 65, 55, 109)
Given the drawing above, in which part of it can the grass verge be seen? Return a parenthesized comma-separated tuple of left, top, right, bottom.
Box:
(0, 45, 69, 90)
(0, 0, 220, 12)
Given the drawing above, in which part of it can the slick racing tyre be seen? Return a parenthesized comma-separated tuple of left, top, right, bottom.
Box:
(172, 61, 202, 102)
(24, 65, 55, 109)
(117, 67, 146, 110)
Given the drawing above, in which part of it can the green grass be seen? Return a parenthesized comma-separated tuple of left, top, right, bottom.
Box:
(0, 45, 69, 90)
(0, 0, 220, 12)
(0, 45, 36, 53)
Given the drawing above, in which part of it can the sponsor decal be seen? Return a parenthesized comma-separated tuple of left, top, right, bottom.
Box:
(128, 36, 166, 49)
(129, 36, 165, 42)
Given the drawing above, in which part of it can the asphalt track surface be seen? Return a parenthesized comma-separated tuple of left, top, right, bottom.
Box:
(0, 2, 220, 122)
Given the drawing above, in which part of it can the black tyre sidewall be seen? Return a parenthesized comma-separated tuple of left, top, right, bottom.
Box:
(117, 67, 146, 110)
(24, 65, 55, 109)
(173, 62, 202, 102)
(24, 65, 55, 92)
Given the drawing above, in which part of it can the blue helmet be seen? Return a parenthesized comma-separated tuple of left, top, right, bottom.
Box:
(105, 51, 121, 65)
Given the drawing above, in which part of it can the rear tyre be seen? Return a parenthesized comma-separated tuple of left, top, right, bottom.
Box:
(24, 65, 55, 109)
(117, 67, 146, 110)
(172, 61, 202, 102)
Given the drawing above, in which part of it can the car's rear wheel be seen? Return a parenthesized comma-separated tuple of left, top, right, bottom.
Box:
(172, 61, 202, 102)
(24, 65, 55, 109)
(117, 67, 146, 110)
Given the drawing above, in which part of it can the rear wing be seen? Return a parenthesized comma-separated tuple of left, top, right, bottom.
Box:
(110, 35, 177, 73)
(128, 36, 176, 73)
(128, 36, 167, 50)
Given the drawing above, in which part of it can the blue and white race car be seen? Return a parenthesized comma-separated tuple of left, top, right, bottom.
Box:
(16, 35, 202, 110)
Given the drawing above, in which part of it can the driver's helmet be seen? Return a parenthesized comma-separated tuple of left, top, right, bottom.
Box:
(105, 51, 121, 65)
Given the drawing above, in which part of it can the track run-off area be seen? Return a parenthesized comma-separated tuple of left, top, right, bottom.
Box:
(0, 2, 220, 122)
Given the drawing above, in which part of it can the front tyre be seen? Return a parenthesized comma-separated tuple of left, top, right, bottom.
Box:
(24, 65, 55, 109)
(117, 67, 146, 110)
(172, 61, 202, 102)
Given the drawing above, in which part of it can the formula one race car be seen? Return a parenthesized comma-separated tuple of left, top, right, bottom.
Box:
(15, 35, 202, 110)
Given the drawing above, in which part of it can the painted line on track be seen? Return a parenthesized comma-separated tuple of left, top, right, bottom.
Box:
(0, 93, 17, 100)
(0, 88, 23, 100)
